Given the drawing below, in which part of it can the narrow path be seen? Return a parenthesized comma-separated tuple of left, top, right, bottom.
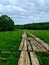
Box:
(18, 31, 40, 65)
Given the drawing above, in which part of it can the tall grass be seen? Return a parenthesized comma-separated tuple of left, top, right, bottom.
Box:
(0, 30, 23, 51)
(35, 52, 49, 65)
(0, 30, 23, 65)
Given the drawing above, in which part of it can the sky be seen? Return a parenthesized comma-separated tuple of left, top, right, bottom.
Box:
(0, 0, 49, 25)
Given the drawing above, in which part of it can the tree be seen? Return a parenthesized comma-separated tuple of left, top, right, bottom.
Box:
(15, 22, 49, 30)
(0, 15, 14, 31)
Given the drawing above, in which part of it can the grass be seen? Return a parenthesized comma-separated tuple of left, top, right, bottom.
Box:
(0, 30, 23, 51)
(0, 52, 20, 65)
(0, 30, 23, 65)
(29, 30, 49, 44)
(35, 52, 49, 65)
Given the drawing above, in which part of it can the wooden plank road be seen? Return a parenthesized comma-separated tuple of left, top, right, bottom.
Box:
(18, 32, 40, 65)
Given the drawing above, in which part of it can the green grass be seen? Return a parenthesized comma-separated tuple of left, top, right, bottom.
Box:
(35, 52, 49, 65)
(0, 30, 23, 51)
(0, 30, 23, 65)
(29, 30, 49, 44)
(0, 52, 20, 65)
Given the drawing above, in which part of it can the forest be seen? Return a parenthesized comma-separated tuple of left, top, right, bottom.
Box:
(15, 22, 49, 30)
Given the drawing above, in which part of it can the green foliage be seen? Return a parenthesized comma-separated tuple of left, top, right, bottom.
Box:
(15, 22, 49, 30)
(0, 15, 14, 31)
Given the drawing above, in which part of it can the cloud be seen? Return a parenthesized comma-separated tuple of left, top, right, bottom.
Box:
(0, 0, 49, 24)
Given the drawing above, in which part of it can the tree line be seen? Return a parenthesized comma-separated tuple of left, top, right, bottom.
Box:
(0, 15, 14, 31)
(15, 22, 49, 30)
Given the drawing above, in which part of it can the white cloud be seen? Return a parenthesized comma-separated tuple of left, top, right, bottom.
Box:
(0, 0, 49, 24)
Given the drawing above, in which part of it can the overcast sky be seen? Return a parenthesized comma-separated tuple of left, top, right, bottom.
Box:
(0, 0, 49, 24)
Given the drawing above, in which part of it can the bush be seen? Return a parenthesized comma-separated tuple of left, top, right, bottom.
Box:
(0, 15, 14, 31)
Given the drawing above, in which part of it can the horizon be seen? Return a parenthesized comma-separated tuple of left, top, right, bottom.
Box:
(0, 0, 49, 25)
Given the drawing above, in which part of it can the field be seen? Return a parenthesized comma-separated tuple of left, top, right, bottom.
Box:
(0, 30, 49, 65)
(0, 30, 23, 65)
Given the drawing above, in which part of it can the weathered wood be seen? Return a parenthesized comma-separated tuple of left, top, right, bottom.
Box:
(18, 51, 30, 65)
(25, 52, 30, 65)
(35, 38, 49, 51)
(18, 51, 25, 65)
(23, 39, 27, 51)
(30, 38, 46, 52)
(27, 41, 32, 51)
(0, 57, 7, 60)
(30, 52, 40, 65)
(28, 32, 48, 52)
(19, 32, 27, 51)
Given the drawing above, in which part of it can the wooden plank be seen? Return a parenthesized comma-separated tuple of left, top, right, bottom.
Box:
(18, 51, 30, 65)
(28, 31, 49, 52)
(23, 39, 27, 51)
(30, 52, 40, 65)
(25, 52, 30, 65)
(30, 40, 39, 51)
(35, 38, 49, 51)
(30, 38, 46, 52)
(27, 41, 32, 51)
(19, 32, 28, 51)
(18, 51, 25, 65)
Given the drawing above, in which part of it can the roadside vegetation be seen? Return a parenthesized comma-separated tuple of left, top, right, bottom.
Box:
(0, 30, 23, 65)
(0, 30, 23, 51)
(0, 52, 20, 65)
(35, 52, 49, 65)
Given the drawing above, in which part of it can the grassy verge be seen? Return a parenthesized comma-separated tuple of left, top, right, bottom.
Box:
(0, 30, 23, 65)
(0, 51, 20, 65)
(35, 52, 49, 65)
(0, 30, 23, 51)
